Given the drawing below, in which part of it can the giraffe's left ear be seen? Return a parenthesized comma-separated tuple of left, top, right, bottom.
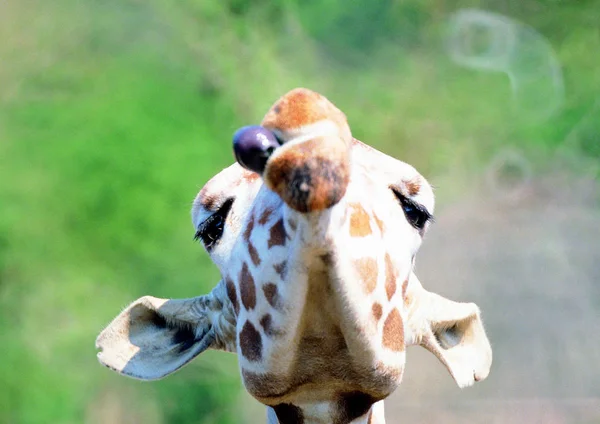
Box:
(95, 281, 236, 380)
(404, 274, 493, 388)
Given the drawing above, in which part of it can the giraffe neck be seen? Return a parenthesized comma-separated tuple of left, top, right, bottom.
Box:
(266, 399, 385, 424)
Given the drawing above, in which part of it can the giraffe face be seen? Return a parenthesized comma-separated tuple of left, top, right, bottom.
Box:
(96, 89, 492, 422)
(191, 138, 437, 400)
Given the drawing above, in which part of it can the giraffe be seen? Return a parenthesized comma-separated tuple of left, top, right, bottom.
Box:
(96, 88, 492, 423)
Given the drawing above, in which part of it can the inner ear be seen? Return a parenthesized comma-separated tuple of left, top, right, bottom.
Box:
(432, 315, 475, 350)
(127, 302, 203, 355)
(434, 324, 461, 350)
(96, 296, 215, 381)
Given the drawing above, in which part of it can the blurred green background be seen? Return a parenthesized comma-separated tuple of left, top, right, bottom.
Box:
(1, 0, 598, 423)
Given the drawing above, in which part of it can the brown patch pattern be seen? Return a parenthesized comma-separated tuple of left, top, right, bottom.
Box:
(260, 313, 283, 337)
(263, 283, 281, 309)
(402, 278, 409, 298)
(273, 261, 288, 279)
(384, 253, 396, 301)
(196, 184, 221, 212)
(372, 303, 383, 322)
(382, 308, 404, 351)
(248, 242, 261, 266)
(242, 171, 260, 183)
(405, 177, 421, 196)
(244, 215, 262, 265)
(258, 207, 274, 225)
(239, 262, 256, 310)
(243, 215, 254, 241)
(354, 257, 378, 293)
(239, 320, 262, 362)
(225, 277, 239, 316)
(268, 218, 287, 249)
(349, 203, 372, 237)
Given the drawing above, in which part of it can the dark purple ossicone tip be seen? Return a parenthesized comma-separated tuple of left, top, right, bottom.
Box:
(233, 125, 280, 174)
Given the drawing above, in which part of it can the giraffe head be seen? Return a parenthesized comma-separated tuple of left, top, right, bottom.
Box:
(96, 88, 492, 423)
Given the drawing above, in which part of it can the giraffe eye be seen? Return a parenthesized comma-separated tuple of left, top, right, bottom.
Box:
(194, 198, 234, 250)
(391, 189, 432, 231)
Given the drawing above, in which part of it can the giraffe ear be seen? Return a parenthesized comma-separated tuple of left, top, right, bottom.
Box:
(405, 274, 493, 388)
(95, 287, 231, 381)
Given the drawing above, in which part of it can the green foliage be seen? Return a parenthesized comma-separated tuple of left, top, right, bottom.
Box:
(0, 0, 598, 422)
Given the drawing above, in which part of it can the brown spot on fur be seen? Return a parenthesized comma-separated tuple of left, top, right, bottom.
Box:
(384, 253, 396, 301)
(225, 277, 239, 316)
(272, 403, 304, 424)
(239, 263, 256, 310)
(333, 392, 376, 424)
(373, 213, 384, 233)
(273, 261, 288, 279)
(260, 314, 283, 337)
(367, 409, 374, 424)
(263, 283, 281, 309)
(199, 193, 219, 212)
(258, 207, 274, 225)
(239, 321, 262, 361)
(242, 171, 260, 183)
(248, 242, 261, 266)
(349, 204, 372, 237)
(268, 218, 287, 248)
(372, 303, 383, 322)
(243, 215, 254, 242)
(382, 308, 404, 351)
(355, 257, 378, 293)
(405, 177, 421, 196)
(402, 278, 409, 298)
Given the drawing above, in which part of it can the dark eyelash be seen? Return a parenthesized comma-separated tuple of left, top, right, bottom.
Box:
(391, 189, 433, 230)
(194, 198, 234, 250)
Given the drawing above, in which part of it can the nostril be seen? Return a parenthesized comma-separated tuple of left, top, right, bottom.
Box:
(232, 125, 280, 174)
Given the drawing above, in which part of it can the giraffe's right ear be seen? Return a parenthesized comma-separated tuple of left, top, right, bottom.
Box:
(405, 274, 493, 388)
(95, 282, 236, 380)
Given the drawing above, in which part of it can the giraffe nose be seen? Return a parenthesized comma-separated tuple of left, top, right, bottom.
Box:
(232, 125, 281, 174)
